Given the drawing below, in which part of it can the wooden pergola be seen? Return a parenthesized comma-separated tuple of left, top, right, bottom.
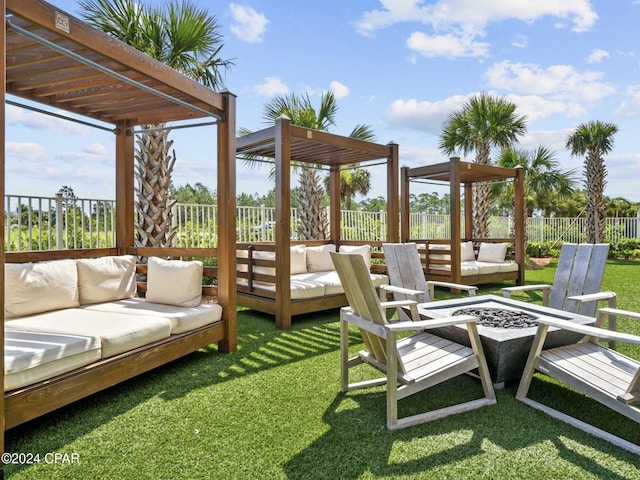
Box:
(236, 117, 399, 329)
(401, 157, 526, 286)
(1, 0, 237, 451)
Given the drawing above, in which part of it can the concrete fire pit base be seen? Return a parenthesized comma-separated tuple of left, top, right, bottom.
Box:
(417, 295, 596, 387)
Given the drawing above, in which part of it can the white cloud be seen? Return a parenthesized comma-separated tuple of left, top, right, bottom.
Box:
(354, 0, 597, 59)
(83, 143, 108, 156)
(5, 142, 49, 162)
(253, 77, 289, 96)
(6, 104, 89, 135)
(485, 61, 616, 102)
(613, 86, 640, 118)
(587, 48, 610, 64)
(512, 34, 528, 49)
(329, 81, 349, 99)
(385, 94, 468, 133)
(505, 94, 585, 122)
(229, 4, 269, 43)
(355, 0, 598, 35)
(406, 31, 489, 58)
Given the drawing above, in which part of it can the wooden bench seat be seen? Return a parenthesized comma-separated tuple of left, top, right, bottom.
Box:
(517, 308, 640, 454)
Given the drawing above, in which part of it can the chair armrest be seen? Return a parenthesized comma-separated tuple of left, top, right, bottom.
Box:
(379, 284, 423, 297)
(426, 281, 478, 296)
(567, 291, 616, 305)
(537, 316, 640, 346)
(385, 314, 477, 332)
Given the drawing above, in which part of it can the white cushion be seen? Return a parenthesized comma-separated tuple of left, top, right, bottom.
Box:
(146, 257, 202, 308)
(477, 242, 508, 263)
(253, 250, 276, 276)
(77, 255, 136, 305)
(4, 330, 101, 391)
(461, 242, 476, 262)
(5, 309, 172, 358)
(429, 244, 450, 261)
(339, 244, 372, 271)
(290, 245, 307, 274)
(466, 260, 500, 275)
(81, 297, 222, 335)
(5, 259, 79, 318)
(306, 244, 336, 272)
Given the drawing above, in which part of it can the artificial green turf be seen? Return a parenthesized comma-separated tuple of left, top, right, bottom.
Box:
(5, 260, 640, 479)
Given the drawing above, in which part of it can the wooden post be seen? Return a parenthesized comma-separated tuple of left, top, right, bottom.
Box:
(514, 165, 526, 285)
(449, 158, 462, 285)
(1, 0, 6, 455)
(275, 117, 292, 329)
(400, 166, 410, 242)
(329, 164, 341, 245)
(217, 91, 237, 352)
(386, 142, 399, 242)
(115, 120, 135, 254)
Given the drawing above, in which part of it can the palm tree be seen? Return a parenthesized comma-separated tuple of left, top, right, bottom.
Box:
(242, 91, 375, 239)
(566, 120, 618, 243)
(440, 93, 527, 238)
(493, 146, 577, 217)
(80, 0, 232, 247)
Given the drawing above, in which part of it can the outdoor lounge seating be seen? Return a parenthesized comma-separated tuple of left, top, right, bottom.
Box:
(400, 159, 526, 287)
(236, 242, 389, 328)
(4, 254, 224, 429)
(502, 243, 616, 317)
(517, 307, 640, 455)
(1, 0, 238, 453)
(331, 251, 496, 429)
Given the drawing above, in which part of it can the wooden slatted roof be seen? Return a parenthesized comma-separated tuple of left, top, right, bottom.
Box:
(6, 0, 226, 126)
(407, 159, 521, 183)
(237, 123, 395, 167)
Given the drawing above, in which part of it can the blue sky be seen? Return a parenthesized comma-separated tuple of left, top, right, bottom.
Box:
(7, 0, 640, 205)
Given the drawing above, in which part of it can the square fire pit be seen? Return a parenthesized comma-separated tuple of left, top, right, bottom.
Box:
(417, 294, 596, 386)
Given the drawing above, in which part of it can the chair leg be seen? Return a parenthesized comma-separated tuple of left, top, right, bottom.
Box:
(386, 331, 399, 429)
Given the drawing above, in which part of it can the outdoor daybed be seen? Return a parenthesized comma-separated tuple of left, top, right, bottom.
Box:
(400, 159, 526, 287)
(4, 254, 224, 429)
(419, 241, 520, 285)
(0, 0, 238, 454)
(237, 242, 388, 324)
(235, 118, 401, 329)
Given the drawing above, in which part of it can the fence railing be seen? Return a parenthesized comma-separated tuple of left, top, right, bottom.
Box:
(5, 194, 116, 252)
(5, 196, 640, 251)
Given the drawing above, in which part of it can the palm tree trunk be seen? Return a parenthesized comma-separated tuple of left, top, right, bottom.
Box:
(134, 124, 177, 247)
(473, 144, 491, 239)
(297, 166, 328, 240)
(585, 151, 607, 243)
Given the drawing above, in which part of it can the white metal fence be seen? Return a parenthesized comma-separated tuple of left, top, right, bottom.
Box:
(5, 196, 640, 251)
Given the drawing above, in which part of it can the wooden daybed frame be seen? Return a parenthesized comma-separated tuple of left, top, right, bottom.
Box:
(1, 0, 237, 449)
(236, 118, 400, 329)
(400, 158, 526, 286)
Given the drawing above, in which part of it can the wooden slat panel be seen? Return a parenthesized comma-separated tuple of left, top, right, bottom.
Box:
(549, 243, 577, 310)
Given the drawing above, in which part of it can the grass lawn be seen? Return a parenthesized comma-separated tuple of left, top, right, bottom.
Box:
(5, 259, 640, 479)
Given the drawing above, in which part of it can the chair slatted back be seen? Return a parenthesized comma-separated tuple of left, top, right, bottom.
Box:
(382, 243, 430, 303)
(550, 243, 609, 316)
(330, 252, 391, 365)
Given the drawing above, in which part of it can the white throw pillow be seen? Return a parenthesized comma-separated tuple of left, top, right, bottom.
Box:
(253, 250, 276, 276)
(145, 257, 203, 307)
(290, 245, 307, 274)
(306, 244, 337, 272)
(77, 255, 136, 305)
(477, 242, 508, 263)
(461, 242, 476, 262)
(339, 244, 372, 271)
(429, 244, 450, 261)
(5, 259, 79, 318)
